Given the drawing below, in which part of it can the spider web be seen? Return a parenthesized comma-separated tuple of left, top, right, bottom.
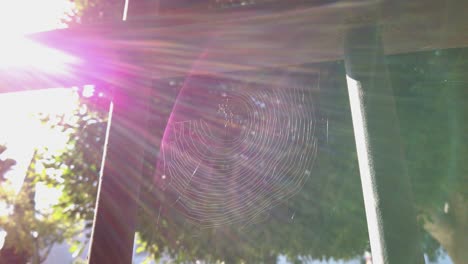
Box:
(153, 72, 318, 228)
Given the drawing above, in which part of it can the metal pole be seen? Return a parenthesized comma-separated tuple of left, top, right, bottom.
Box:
(344, 24, 424, 263)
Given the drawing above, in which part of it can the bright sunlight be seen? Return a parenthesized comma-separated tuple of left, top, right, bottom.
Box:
(0, 0, 78, 75)
(0, 0, 79, 243)
(0, 0, 73, 36)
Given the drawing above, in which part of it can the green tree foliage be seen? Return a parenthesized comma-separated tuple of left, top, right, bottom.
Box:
(37, 95, 108, 229)
(388, 49, 468, 263)
(0, 150, 78, 264)
(0, 91, 108, 264)
(34, 92, 109, 259)
(69, 0, 124, 25)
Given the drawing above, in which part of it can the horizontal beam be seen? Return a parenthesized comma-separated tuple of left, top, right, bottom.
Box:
(1, 0, 466, 93)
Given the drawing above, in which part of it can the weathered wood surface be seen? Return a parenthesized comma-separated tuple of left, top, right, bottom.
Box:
(1, 0, 467, 92)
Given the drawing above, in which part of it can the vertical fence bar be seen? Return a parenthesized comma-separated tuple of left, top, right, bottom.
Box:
(344, 24, 424, 264)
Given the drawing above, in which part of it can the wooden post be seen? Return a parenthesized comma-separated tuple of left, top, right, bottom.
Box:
(87, 68, 152, 264)
(88, 1, 158, 263)
(344, 24, 424, 263)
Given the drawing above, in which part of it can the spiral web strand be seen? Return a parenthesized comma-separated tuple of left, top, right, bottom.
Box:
(153, 73, 318, 228)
